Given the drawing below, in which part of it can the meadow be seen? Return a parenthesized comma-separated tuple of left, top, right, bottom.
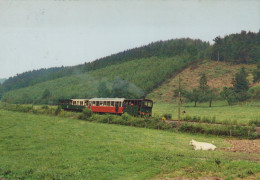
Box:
(153, 101, 260, 125)
(0, 110, 259, 179)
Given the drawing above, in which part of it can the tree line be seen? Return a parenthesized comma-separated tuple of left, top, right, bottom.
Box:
(210, 30, 260, 64)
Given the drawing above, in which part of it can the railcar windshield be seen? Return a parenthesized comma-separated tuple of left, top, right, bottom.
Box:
(141, 100, 153, 108)
(59, 99, 72, 104)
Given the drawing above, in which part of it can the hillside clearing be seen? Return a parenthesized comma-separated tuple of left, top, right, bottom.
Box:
(148, 60, 257, 102)
(0, 110, 259, 179)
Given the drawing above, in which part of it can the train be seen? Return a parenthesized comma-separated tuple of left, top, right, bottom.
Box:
(58, 98, 153, 116)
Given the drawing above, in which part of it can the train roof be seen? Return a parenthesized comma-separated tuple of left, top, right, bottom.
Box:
(125, 99, 152, 101)
(89, 98, 125, 102)
(71, 99, 89, 101)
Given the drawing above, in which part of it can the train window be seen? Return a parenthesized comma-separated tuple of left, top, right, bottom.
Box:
(104, 101, 107, 106)
(111, 101, 114, 106)
(142, 101, 153, 107)
(96, 101, 99, 106)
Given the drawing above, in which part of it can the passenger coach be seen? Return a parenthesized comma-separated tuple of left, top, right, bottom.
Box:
(58, 98, 153, 116)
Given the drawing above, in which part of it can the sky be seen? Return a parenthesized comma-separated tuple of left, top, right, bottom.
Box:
(0, 0, 259, 79)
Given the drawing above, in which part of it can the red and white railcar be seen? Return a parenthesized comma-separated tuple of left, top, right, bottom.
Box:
(89, 98, 125, 114)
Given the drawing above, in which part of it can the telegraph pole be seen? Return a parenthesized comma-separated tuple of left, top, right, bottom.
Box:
(178, 75, 181, 127)
(50, 93, 52, 114)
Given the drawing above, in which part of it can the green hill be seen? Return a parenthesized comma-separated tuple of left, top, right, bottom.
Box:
(1, 30, 259, 104)
(0, 78, 6, 84)
(1, 56, 194, 104)
(0, 38, 208, 95)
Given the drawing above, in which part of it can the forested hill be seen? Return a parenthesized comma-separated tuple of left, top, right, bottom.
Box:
(210, 30, 260, 63)
(0, 30, 259, 103)
(0, 38, 209, 95)
(0, 78, 6, 84)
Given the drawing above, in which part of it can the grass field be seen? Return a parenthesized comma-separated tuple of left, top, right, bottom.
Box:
(0, 110, 259, 179)
(153, 101, 260, 125)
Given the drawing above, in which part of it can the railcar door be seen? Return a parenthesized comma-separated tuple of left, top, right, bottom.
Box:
(115, 102, 119, 112)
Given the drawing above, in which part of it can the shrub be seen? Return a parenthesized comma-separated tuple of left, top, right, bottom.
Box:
(178, 123, 258, 139)
(55, 106, 62, 115)
(41, 105, 49, 110)
(78, 108, 93, 120)
(248, 117, 260, 126)
(162, 113, 172, 119)
(32, 109, 38, 114)
(122, 113, 131, 121)
(14, 105, 33, 112)
(248, 85, 260, 100)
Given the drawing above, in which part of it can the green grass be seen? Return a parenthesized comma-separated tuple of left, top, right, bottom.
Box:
(0, 110, 259, 179)
(153, 101, 260, 125)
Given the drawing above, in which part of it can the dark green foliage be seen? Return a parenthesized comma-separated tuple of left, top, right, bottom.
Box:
(197, 73, 218, 107)
(206, 88, 218, 107)
(179, 123, 258, 139)
(220, 87, 238, 105)
(253, 63, 260, 83)
(183, 73, 219, 107)
(182, 115, 216, 124)
(185, 88, 201, 107)
(97, 81, 111, 98)
(55, 106, 62, 115)
(221, 68, 251, 103)
(42, 89, 51, 99)
(199, 73, 209, 93)
(210, 30, 260, 64)
(78, 108, 93, 120)
(162, 113, 172, 119)
(248, 118, 260, 126)
(248, 85, 260, 100)
(173, 87, 188, 104)
(233, 67, 249, 94)
(111, 77, 130, 98)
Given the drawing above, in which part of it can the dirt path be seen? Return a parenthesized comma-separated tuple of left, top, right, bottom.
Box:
(225, 139, 260, 154)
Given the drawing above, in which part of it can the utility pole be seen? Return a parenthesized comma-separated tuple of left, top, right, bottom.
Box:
(50, 93, 52, 114)
(178, 75, 181, 127)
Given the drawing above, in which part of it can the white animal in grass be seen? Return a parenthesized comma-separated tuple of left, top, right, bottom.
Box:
(189, 139, 216, 151)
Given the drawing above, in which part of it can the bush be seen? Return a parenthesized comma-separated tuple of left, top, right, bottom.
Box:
(14, 105, 33, 112)
(248, 85, 260, 100)
(55, 106, 62, 115)
(41, 105, 49, 110)
(162, 113, 172, 119)
(249, 117, 260, 126)
(78, 108, 93, 120)
(178, 123, 258, 139)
